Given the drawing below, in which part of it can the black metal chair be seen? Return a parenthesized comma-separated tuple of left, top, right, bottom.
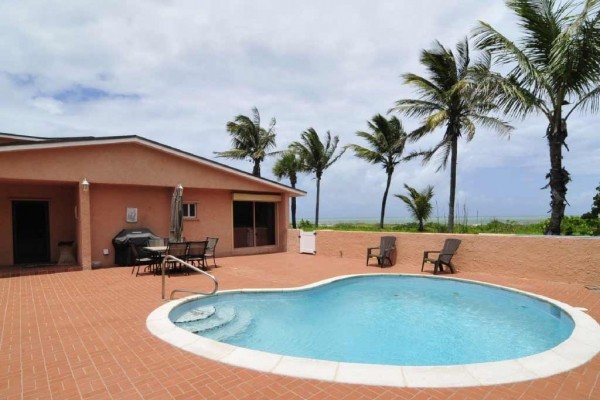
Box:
(421, 238, 461, 274)
(130, 241, 154, 277)
(366, 236, 396, 267)
(186, 241, 208, 269)
(164, 241, 189, 276)
(205, 237, 219, 268)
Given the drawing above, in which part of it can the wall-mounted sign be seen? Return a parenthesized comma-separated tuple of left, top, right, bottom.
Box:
(126, 207, 138, 223)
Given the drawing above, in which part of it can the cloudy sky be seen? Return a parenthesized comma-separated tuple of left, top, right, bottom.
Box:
(1, 0, 598, 222)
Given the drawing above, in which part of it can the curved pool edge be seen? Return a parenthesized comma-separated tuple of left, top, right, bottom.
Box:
(146, 274, 600, 388)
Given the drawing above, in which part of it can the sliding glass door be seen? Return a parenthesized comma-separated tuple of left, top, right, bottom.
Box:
(233, 201, 276, 248)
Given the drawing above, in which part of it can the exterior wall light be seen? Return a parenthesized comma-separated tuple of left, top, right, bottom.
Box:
(81, 178, 90, 192)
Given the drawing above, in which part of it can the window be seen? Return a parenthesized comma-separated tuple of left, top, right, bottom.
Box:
(233, 201, 276, 248)
(183, 202, 197, 219)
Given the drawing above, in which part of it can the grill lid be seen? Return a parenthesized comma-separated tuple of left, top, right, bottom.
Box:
(112, 228, 160, 244)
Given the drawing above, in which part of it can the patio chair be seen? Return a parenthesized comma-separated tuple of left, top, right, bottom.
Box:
(163, 241, 189, 276)
(130, 242, 154, 277)
(186, 240, 208, 269)
(366, 236, 396, 267)
(421, 238, 461, 274)
(205, 237, 219, 268)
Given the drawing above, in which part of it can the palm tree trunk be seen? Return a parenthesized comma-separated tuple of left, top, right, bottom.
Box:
(291, 178, 297, 229)
(315, 177, 321, 228)
(379, 171, 393, 229)
(418, 218, 424, 232)
(252, 159, 261, 177)
(545, 118, 569, 235)
(448, 136, 458, 233)
(291, 197, 297, 229)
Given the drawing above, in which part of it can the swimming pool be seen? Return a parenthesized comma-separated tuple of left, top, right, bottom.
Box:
(147, 274, 600, 387)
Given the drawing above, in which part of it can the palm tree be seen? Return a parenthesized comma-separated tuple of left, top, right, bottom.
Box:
(214, 107, 277, 177)
(390, 38, 512, 232)
(474, 0, 600, 235)
(395, 184, 435, 232)
(346, 114, 408, 229)
(273, 150, 304, 228)
(290, 128, 345, 228)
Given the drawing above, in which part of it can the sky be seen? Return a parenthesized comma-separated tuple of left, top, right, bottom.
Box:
(1, 0, 599, 223)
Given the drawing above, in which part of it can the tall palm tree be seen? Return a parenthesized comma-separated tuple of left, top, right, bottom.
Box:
(474, 0, 600, 235)
(290, 128, 345, 228)
(346, 114, 408, 229)
(273, 150, 304, 228)
(214, 107, 277, 177)
(390, 38, 512, 232)
(395, 184, 435, 232)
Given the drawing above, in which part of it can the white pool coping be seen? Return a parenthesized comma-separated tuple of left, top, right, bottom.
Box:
(146, 274, 600, 388)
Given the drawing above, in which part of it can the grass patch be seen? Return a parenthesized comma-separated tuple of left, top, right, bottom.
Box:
(297, 217, 599, 236)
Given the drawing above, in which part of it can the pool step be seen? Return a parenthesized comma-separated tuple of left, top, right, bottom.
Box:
(176, 307, 236, 333)
(174, 306, 216, 323)
(203, 310, 253, 342)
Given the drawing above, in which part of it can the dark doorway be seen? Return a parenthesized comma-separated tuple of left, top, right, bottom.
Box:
(12, 200, 51, 264)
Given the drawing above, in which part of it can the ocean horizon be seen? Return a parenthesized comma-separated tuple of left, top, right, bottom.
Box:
(296, 215, 552, 226)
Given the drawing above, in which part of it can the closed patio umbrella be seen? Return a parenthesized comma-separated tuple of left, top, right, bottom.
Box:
(169, 184, 184, 242)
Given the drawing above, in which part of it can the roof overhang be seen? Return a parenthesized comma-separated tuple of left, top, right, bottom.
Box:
(0, 135, 306, 197)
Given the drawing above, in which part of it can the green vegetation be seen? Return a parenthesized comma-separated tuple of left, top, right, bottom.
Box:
(214, 107, 277, 177)
(216, 1, 600, 237)
(475, 0, 600, 234)
(395, 184, 434, 232)
(273, 150, 304, 229)
(346, 114, 408, 229)
(296, 216, 599, 236)
(390, 38, 512, 233)
(290, 129, 345, 228)
(582, 182, 600, 220)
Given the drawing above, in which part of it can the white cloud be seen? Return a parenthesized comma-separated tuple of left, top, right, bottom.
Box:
(0, 0, 598, 220)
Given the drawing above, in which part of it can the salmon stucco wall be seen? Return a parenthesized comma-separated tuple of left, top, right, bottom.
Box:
(287, 229, 600, 286)
(0, 183, 76, 265)
(89, 185, 288, 266)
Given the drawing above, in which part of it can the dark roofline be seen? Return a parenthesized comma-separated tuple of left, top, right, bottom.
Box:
(0, 133, 306, 195)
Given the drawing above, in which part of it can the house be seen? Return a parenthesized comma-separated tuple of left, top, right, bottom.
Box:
(0, 132, 305, 269)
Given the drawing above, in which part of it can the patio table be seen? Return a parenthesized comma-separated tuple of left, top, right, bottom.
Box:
(142, 246, 167, 274)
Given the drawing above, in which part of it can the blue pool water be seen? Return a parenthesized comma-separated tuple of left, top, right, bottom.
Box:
(169, 275, 574, 366)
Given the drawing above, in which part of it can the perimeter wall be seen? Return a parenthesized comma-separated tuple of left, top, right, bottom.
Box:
(288, 229, 600, 286)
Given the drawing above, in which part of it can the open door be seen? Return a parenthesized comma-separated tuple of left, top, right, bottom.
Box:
(12, 200, 51, 264)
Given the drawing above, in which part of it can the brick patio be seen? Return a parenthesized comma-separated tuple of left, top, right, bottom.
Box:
(1, 253, 599, 399)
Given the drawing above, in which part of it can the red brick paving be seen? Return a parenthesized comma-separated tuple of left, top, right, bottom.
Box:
(1, 253, 599, 399)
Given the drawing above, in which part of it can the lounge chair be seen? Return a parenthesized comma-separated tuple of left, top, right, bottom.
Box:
(421, 238, 461, 274)
(186, 240, 208, 269)
(205, 237, 219, 268)
(366, 236, 396, 267)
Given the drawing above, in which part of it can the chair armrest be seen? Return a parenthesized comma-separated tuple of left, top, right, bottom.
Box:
(423, 250, 440, 257)
(367, 246, 380, 255)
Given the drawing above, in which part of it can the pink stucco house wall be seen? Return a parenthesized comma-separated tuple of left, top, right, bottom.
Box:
(0, 133, 304, 269)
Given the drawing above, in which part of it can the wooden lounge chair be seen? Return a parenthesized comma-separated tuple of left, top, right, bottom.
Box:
(366, 236, 396, 267)
(421, 238, 461, 274)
